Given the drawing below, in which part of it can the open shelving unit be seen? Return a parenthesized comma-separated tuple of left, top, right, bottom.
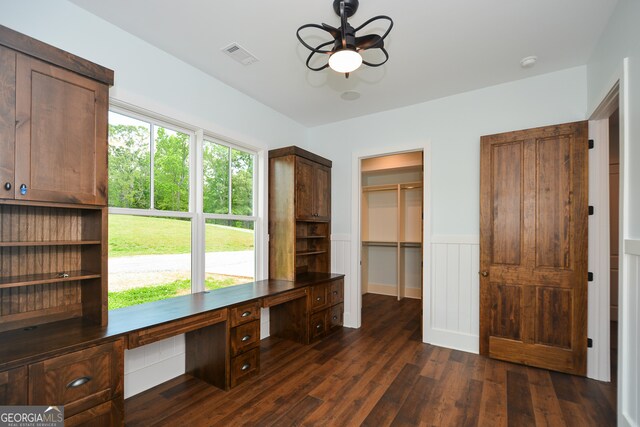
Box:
(0, 202, 107, 332)
(360, 152, 423, 300)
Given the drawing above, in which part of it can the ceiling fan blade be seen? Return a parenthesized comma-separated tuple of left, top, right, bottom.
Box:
(321, 23, 340, 39)
(355, 34, 383, 50)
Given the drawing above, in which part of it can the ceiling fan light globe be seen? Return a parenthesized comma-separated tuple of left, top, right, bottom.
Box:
(328, 49, 362, 73)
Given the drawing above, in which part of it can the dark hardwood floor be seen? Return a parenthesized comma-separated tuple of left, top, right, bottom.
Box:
(125, 294, 616, 426)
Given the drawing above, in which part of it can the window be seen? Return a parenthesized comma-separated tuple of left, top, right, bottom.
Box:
(107, 109, 257, 309)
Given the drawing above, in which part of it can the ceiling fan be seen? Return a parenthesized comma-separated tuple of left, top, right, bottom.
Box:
(296, 0, 393, 78)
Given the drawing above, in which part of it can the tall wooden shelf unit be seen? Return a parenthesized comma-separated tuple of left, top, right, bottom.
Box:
(0, 25, 121, 425)
(269, 146, 332, 281)
(361, 152, 423, 300)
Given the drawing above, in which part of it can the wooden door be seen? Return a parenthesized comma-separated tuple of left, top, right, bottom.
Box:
(14, 53, 108, 205)
(314, 163, 331, 220)
(479, 121, 588, 375)
(295, 157, 315, 220)
(0, 45, 15, 200)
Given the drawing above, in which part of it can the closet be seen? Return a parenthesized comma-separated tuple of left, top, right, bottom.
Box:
(361, 151, 423, 300)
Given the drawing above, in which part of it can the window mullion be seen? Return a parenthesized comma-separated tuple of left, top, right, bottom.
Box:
(150, 123, 156, 210)
(228, 147, 232, 216)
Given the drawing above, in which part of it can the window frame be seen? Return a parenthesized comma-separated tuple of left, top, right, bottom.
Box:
(107, 103, 259, 300)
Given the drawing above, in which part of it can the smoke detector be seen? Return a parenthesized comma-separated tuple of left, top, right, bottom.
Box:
(520, 55, 537, 68)
(222, 43, 259, 66)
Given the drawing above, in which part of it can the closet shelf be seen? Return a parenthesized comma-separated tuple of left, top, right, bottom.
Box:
(296, 236, 327, 240)
(400, 241, 422, 248)
(296, 250, 328, 257)
(0, 240, 101, 247)
(362, 240, 398, 247)
(0, 271, 101, 289)
(362, 184, 398, 192)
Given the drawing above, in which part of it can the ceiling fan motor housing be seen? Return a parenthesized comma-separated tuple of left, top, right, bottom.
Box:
(333, 0, 359, 18)
(334, 22, 358, 51)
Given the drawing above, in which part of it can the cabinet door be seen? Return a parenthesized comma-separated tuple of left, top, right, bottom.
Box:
(0, 366, 27, 404)
(0, 45, 15, 200)
(295, 157, 315, 220)
(15, 54, 108, 205)
(314, 163, 331, 220)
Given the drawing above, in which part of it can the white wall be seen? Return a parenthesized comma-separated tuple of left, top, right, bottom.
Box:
(308, 66, 588, 352)
(587, 0, 640, 424)
(0, 0, 305, 398)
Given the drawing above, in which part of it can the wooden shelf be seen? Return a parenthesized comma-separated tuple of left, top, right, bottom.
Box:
(0, 271, 101, 289)
(400, 241, 422, 248)
(362, 184, 398, 193)
(296, 236, 327, 240)
(362, 240, 398, 247)
(0, 240, 101, 247)
(296, 250, 328, 257)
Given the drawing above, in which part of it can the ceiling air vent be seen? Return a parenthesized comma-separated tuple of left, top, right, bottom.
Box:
(221, 43, 258, 66)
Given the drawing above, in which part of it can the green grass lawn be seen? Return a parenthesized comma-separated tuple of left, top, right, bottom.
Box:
(108, 277, 238, 309)
(108, 215, 254, 257)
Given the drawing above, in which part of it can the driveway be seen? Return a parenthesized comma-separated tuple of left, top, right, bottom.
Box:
(108, 250, 255, 291)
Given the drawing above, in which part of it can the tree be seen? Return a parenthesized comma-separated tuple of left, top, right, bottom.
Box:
(108, 124, 150, 208)
(154, 127, 190, 212)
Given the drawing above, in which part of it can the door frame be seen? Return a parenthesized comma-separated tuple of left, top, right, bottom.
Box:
(587, 82, 619, 381)
(348, 142, 431, 339)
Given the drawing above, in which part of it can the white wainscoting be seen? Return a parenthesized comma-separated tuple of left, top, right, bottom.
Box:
(621, 240, 640, 427)
(331, 234, 353, 326)
(427, 235, 480, 354)
(124, 335, 185, 398)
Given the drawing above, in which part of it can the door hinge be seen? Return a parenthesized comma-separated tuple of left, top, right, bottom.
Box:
(588, 139, 595, 149)
(588, 272, 594, 282)
(587, 338, 593, 348)
(589, 206, 594, 215)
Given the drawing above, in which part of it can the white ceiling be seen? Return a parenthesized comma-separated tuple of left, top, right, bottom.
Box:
(69, 0, 617, 127)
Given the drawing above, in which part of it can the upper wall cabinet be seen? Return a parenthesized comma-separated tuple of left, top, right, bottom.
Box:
(0, 26, 113, 205)
(295, 156, 331, 221)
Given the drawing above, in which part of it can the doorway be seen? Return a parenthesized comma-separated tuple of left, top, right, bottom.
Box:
(360, 151, 424, 302)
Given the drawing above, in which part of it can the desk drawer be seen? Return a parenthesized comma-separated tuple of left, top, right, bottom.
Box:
(230, 301, 261, 327)
(310, 284, 328, 312)
(309, 310, 328, 341)
(128, 309, 227, 349)
(330, 303, 344, 329)
(230, 347, 259, 388)
(64, 399, 123, 427)
(28, 340, 123, 418)
(230, 320, 260, 357)
(329, 279, 344, 305)
(262, 287, 308, 307)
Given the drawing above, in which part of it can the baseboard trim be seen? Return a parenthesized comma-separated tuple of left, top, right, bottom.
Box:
(426, 327, 479, 354)
(367, 283, 421, 299)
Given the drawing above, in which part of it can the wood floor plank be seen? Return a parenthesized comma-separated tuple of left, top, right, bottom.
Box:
(527, 367, 566, 427)
(361, 363, 421, 427)
(506, 370, 536, 427)
(124, 294, 616, 427)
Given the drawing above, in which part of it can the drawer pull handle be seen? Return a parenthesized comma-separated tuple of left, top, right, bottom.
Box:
(316, 323, 322, 330)
(333, 316, 338, 320)
(241, 334, 251, 342)
(241, 311, 252, 317)
(67, 376, 92, 389)
(316, 297, 322, 301)
(333, 291, 338, 295)
(4, 182, 10, 191)
(241, 363, 251, 371)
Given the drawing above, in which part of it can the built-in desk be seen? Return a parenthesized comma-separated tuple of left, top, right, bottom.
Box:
(0, 273, 344, 425)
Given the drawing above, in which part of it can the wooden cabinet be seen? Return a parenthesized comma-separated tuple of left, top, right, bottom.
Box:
(0, 33, 110, 205)
(0, 26, 112, 333)
(307, 277, 344, 342)
(295, 157, 331, 221)
(269, 146, 332, 281)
